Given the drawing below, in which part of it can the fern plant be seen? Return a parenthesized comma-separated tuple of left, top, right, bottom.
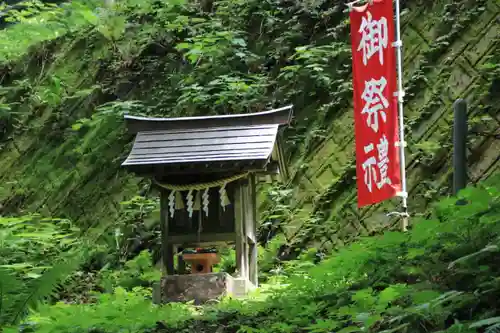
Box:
(0, 255, 83, 327)
(0, 215, 92, 329)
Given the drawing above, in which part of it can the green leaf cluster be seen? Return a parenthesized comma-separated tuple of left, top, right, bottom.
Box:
(17, 175, 500, 333)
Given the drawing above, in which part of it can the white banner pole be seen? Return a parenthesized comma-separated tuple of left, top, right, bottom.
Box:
(393, 0, 409, 231)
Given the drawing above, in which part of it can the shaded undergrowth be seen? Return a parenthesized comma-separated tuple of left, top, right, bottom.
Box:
(7, 174, 499, 333)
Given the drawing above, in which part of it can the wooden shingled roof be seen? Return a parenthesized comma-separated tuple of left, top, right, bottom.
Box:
(122, 106, 293, 179)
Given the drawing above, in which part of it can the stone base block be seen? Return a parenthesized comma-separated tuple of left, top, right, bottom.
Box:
(232, 277, 256, 298)
(152, 273, 255, 304)
(160, 272, 233, 304)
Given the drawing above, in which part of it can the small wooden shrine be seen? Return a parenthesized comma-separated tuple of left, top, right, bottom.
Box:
(121, 106, 293, 303)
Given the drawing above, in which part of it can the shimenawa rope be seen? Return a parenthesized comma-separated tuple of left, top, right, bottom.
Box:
(153, 172, 249, 191)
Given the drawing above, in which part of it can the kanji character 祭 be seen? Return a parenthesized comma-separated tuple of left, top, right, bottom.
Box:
(361, 76, 388, 133)
(357, 10, 388, 66)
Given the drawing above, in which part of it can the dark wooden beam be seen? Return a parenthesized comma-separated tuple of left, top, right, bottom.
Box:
(125, 160, 270, 178)
(166, 245, 174, 275)
(249, 243, 258, 286)
(176, 246, 186, 274)
(234, 185, 247, 279)
(173, 241, 233, 248)
(247, 175, 258, 286)
(124, 105, 293, 134)
(276, 132, 289, 183)
(166, 232, 236, 244)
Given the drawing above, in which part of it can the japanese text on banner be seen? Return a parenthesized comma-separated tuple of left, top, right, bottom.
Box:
(349, 0, 402, 207)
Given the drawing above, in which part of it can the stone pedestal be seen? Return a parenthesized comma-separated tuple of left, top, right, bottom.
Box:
(153, 273, 255, 304)
(232, 277, 256, 298)
(160, 272, 233, 304)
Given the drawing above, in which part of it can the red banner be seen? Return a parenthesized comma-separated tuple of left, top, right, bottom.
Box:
(350, 0, 402, 207)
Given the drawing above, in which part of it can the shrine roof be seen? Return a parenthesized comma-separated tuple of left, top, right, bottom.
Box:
(122, 106, 293, 176)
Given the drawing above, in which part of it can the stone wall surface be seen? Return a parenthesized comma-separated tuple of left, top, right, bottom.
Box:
(279, 0, 500, 250)
(0, 0, 497, 253)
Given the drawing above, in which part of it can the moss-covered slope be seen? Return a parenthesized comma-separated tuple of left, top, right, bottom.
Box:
(0, 0, 498, 252)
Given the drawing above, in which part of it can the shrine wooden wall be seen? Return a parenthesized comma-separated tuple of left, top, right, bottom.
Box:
(167, 186, 236, 239)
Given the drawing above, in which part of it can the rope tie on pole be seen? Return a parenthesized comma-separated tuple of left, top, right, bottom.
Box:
(346, 0, 380, 11)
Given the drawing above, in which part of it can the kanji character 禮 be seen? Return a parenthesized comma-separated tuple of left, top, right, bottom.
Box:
(376, 134, 392, 189)
(362, 143, 378, 193)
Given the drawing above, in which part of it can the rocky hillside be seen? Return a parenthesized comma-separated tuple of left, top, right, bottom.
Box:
(0, 1, 500, 332)
(0, 0, 498, 254)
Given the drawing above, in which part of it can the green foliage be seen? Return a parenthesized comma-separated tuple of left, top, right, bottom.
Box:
(98, 250, 161, 292)
(0, 215, 87, 327)
(15, 176, 500, 333)
(0, 0, 498, 332)
(258, 234, 288, 277)
(213, 246, 236, 274)
(0, 0, 496, 254)
(0, 215, 80, 278)
(0, 1, 99, 63)
(26, 287, 193, 333)
(110, 195, 160, 262)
